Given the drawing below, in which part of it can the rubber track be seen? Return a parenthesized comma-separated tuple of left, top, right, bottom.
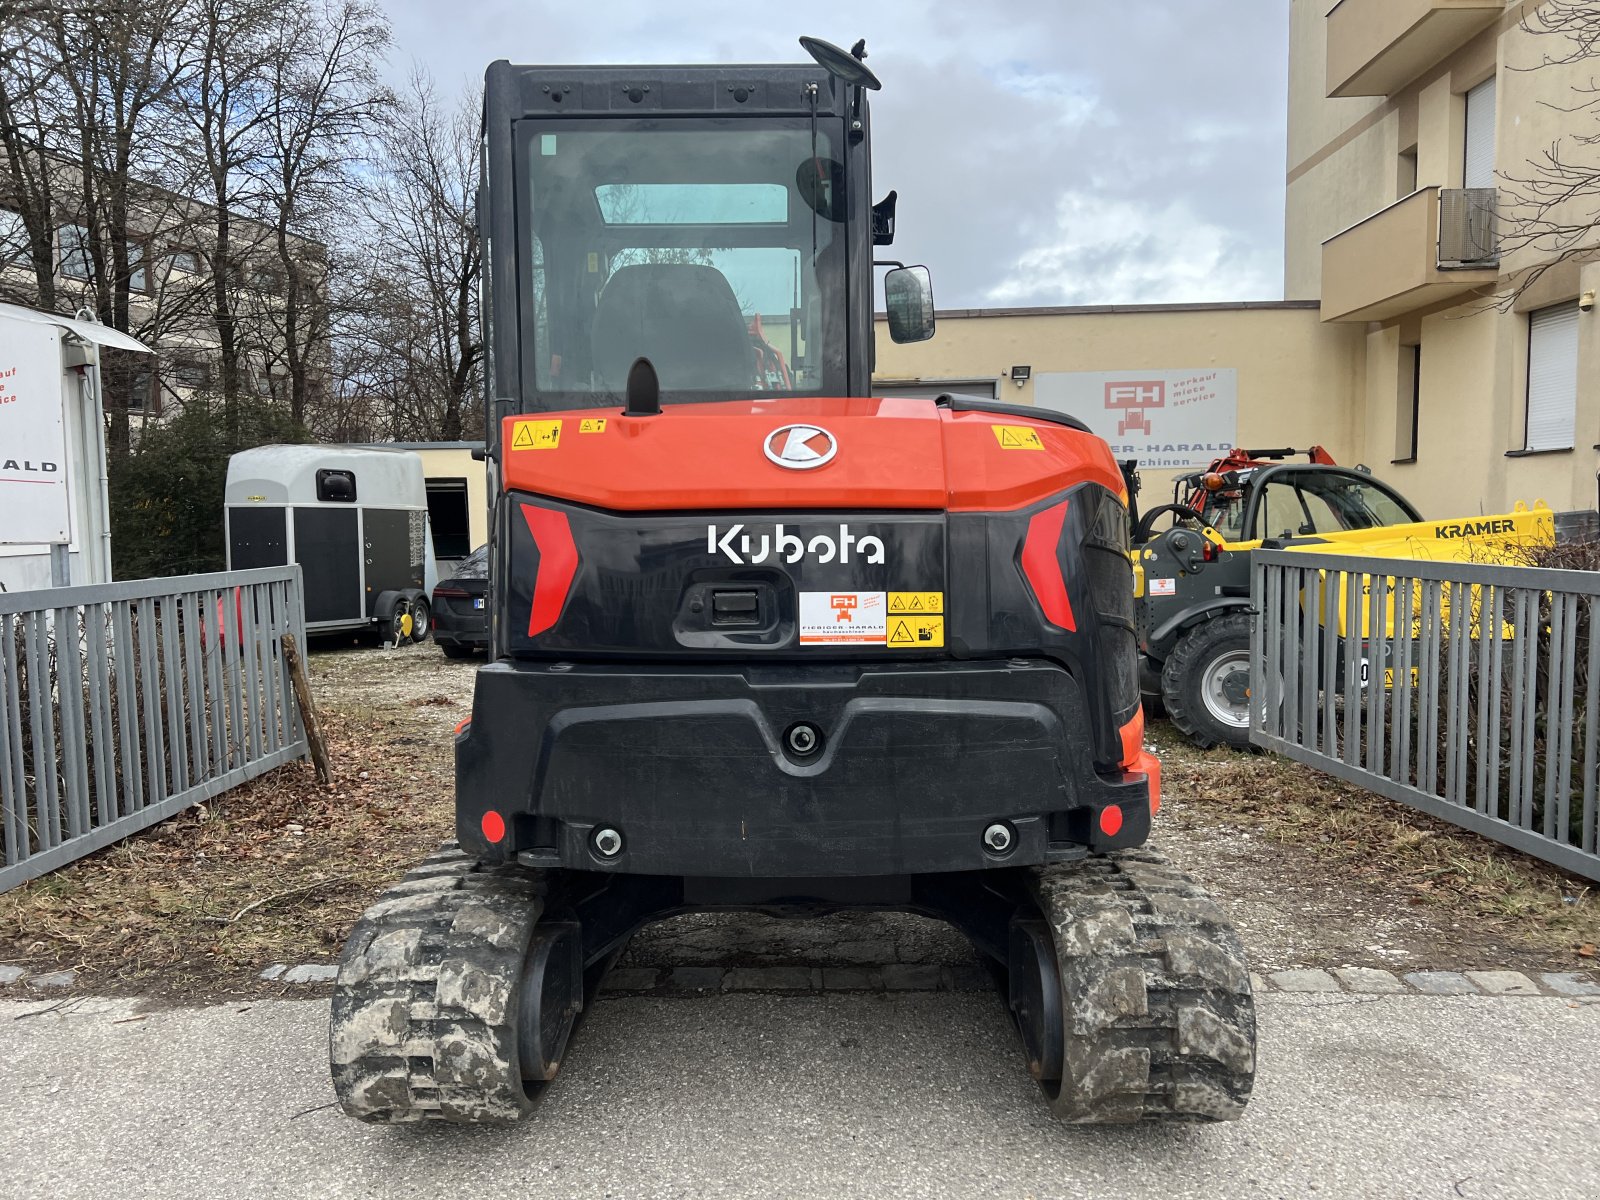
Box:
(329, 843, 549, 1124)
(1030, 847, 1257, 1122)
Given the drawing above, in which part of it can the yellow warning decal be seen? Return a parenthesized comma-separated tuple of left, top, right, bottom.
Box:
(579, 418, 607, 434)
(992, 425, 1044, 451)
(510, 419, 562, 451)
(888, 591, 943, 614)
(887, 615, 944, 648)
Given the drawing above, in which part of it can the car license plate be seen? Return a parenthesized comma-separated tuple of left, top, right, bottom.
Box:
(473, 598, 484, 610)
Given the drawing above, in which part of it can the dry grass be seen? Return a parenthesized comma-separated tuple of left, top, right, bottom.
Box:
(0, 704, 455, 998)
(1152, 722, 1600, 964)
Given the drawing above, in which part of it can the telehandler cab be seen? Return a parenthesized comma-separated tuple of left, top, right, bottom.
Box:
(329, 37, 1256, 1125)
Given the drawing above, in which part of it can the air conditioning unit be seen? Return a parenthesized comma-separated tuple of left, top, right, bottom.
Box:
(1438, 187, 1499, 268)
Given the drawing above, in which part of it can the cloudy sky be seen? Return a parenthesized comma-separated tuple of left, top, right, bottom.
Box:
(379, 0, 1290, 310)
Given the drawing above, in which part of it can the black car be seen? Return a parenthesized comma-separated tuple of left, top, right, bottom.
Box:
(431, 545, 488, 658)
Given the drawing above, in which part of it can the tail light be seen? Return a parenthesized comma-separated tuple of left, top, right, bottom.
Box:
(1020, 501, 1076, 631)
(521, 504, 579, 637)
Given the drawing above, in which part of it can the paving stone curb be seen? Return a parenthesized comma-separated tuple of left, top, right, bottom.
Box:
(248, 961, 1600, 998)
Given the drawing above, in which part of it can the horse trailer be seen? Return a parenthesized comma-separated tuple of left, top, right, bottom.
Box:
(225, 445, 439, 641)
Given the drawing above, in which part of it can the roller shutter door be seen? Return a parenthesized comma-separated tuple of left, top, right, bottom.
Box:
(1526, 303, 1578, 452)
(1464, 78, 1496, 190)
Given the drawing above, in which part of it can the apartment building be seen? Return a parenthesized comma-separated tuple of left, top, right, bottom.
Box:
(0, 163, 325, 422)
(1287, 0, 1600, 516)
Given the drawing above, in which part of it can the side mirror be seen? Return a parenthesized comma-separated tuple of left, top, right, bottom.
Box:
(884, 265, 935, 344)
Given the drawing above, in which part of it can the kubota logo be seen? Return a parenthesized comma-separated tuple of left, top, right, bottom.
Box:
(708, 523, 886, 565)
(764, 424, 837, 470)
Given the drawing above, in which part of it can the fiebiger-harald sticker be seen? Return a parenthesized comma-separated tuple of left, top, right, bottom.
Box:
(799, 591, 887, 645)
(800, 590, 945, 647)
(510, 418, 562, 450)
(1148, 577, 1177, 597)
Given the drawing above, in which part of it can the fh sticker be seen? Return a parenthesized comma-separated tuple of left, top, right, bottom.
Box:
(799, 591, 886, 644)
(708, 523, 886, 566)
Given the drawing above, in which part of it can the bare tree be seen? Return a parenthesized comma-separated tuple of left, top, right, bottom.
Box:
(181, 0, 281, 442)
(258, 0, 391, 428)
(0, 6, 69, 312)
(340, 74, 482, 442)
(1500, 3, 1600, 297)
(36, 1, 199, 454)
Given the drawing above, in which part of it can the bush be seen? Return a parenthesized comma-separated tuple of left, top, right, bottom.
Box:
(110, 401, 308, 581)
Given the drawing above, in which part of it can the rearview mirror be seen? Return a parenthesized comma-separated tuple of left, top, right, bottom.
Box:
(884, 265, 935, 344)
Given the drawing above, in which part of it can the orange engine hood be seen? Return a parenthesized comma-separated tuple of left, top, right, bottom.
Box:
(500, 396, 1124, 514)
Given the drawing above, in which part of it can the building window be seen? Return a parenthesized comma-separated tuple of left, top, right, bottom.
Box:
(0, 208, 30, 266)
(1464, 77, 1496, 190)
(58, 223, 91, 279)
(256, 373, 276, 398)
(165, 248, 199, 274)
(1394, 342, 1420, 463)
(250, 265, 280, 294)
(127, 240, 148, 292)
(169, 360, 210, 391)
(1525, 303, 1579, 452)
(128, 368, 160, 415)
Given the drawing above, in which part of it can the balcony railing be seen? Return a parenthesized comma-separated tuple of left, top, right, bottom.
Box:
(1327, 0, 1502, 98)
(1321, 186, 1499, 323)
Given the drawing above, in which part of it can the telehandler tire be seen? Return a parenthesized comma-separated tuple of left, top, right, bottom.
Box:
(1161, 613, 1254, 751)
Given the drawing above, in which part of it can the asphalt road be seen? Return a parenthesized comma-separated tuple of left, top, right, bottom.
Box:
(2, 990, 1596, 1200)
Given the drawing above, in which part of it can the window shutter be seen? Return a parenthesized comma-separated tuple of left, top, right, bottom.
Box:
(1526, 303, 1579, 452)
(1464, 78, 1496, 190)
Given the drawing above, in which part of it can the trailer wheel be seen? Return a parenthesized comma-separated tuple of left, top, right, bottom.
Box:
(1161, 613, 1254, 751)
(409, 596, 432, 644)
(380, 595, 415, 646)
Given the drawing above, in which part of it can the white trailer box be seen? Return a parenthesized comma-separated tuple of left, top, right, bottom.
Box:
(0, 302, 150, 592)
(225, 445, 439, 639)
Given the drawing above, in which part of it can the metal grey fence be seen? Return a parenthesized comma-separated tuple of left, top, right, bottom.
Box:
(1251, 549, 1600, 882)
(0, 566, 307, 893)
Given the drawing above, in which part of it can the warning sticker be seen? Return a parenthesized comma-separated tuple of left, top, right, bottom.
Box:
(579, 418, 607, 434)
(887, 615, 945, 648)
(991, 425, 1044, 451)
(889, 591, 943, 614)
(799, 591, 887, 645)
(1148, 577, 1177, 597)
(510, 419, 562, 451)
